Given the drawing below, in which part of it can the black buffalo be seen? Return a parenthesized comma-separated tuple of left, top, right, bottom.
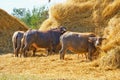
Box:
(22, 27, 66, 57)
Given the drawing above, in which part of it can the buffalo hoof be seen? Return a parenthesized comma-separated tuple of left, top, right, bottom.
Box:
(60, 56, 64, 60)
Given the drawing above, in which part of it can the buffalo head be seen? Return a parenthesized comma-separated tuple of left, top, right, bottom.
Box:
(59, 26, 67, 34)
(88, 37, 106, 47)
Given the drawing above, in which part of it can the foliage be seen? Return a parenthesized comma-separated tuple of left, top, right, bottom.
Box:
(12, 6, 48, 29)
(12, 8, 26, 18)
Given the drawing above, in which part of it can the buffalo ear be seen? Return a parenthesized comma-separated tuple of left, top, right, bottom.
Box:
(60, 27, 67, 34)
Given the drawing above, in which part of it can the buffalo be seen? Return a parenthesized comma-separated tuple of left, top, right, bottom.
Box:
(22, 27, 66, 57)
(59, 31, 106, 61)
(12, 31, 36, 57)
(12, 31, 24, 57)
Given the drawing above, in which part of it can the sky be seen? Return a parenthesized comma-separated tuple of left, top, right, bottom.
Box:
(0, 0, 66, 14)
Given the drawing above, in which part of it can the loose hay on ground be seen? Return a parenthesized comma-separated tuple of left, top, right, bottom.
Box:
(0, 53, 120, 80)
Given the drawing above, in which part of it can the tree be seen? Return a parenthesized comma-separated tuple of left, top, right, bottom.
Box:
(12, 6, 48, 29)
(12, 8, 26, 18)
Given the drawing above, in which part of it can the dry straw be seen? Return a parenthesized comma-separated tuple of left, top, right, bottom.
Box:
(0, 9, 28, 53)
(39, 0, 96, 32)
(102, 0, 120, 20)
(100, 16, 120, 69)
(100, 46, 120, 69)
(102, 16, 120, 52)
(39, 0, 120, 33)
(39, 18, 59, 31)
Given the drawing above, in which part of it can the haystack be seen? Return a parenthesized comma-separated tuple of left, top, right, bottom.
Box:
(102, 16, 120, 52)
(39, 0, 120, 34)
(39, 0, 96, 32)
(0, 9, 28, 53)
(100, 46, 120, 69)
(100, 16, 120, 69)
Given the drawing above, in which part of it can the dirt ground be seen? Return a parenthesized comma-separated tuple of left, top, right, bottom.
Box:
(0, 52, 120, 80)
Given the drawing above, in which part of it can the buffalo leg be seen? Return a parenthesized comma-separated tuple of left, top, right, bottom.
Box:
(13, 41, 17, 57)
(85, 53, 88, 60)
(32, 47, 36, 56)
(47, 44, 53, 56)
(15, 47, 20, 57)
(52, 44, 56, 54)
(59, 50, 66, 60)
(14, 40, 21, 57)
(23, 44, 29, 57)
(13, 45, 16, 57)
(47, 48, 52, 56)
(88, 49, 92, 61)
(59, 47, 66, 60)
(59, 41, 67, 60)
(47, 49, 50, 56)
(14, 49, 18, 57)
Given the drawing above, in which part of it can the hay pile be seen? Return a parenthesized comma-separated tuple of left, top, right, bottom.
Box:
(102, 16, 120, 52)
(39, 0, 96, 32)
(99, 16, 120, 69)
(100, 46, 120, 69)
(93, 0, 120, 69)
(39, 0, 120, 34)
(0, 9, 28, 53)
